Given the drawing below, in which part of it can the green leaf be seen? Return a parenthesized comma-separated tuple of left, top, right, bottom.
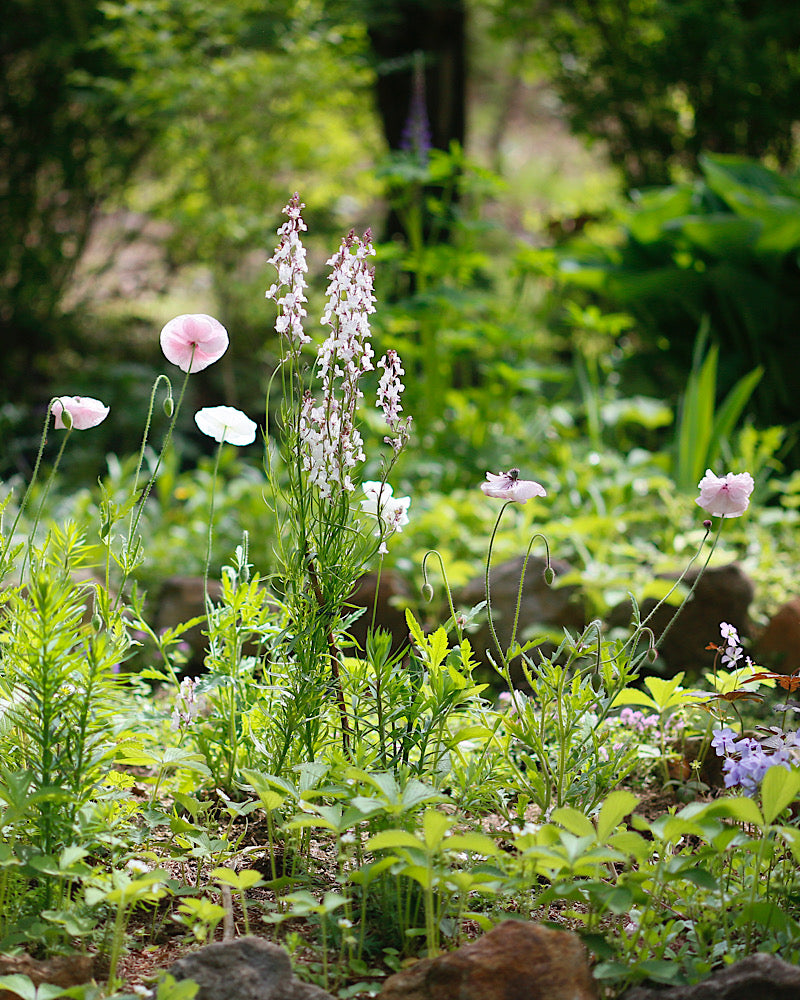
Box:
(595, 791, 638, 841)
(210, 867, 263, 891)
(551, 806, 594, 838)
(761, 765, 800, 825)
(445, 833, 499, 856)
(405, 609, 425, 646)
(366, 830, 422, 852)
(592, 961, 630, 981)
(704, 796, 764, 828)
(422, 808, 452, 850)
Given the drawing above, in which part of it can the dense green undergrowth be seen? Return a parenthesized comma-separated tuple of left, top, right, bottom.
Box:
(2, 196, 800, 1000)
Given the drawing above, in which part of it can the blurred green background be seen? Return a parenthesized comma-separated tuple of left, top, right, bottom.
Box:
(3, 0, 800, 623)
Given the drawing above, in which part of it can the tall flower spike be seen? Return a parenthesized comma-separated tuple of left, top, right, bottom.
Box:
(298, 229, 376, 499)
(377, 349, 412, 453)
(266, 193, 310, 351)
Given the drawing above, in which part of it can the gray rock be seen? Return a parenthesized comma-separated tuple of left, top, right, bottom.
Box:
(169, 936, 335, 1000)
(378, 920, 598, 1000)
(621, 952, 800, 1000)
(607, 562, 754, 677)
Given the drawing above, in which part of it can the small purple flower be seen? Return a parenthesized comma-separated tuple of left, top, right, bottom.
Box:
(711, 727, 738, 755)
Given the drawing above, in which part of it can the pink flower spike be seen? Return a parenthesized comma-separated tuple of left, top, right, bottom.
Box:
(695, 470, 754, 518)
(480, 469, 547, 504)
(160, 314, 229, 373)
(52, 395, 110, 430)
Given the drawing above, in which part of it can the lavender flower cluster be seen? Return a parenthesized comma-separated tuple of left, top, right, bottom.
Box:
(711, 726, 798, 796)
(709, 622, 799, 795)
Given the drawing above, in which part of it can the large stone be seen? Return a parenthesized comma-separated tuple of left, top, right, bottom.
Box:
(754, 597, 800, 674)
(169, 936, 335, 1000)
(457, 556, 585, 684)
(607, 563, 754, 677)
(621, 952, 800, 1000)
(0, 953, 93, 1000)
(378, 920, 597, 1000)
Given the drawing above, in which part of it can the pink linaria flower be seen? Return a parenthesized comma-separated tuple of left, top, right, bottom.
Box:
(160, 314, 229, 373)
(480, 469, 547, 504)
(52, 395, 109, 430)
(695, 470, 754, 518)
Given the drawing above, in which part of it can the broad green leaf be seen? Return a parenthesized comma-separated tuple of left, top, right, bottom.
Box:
(366, 830, 422, 852)
(400, 863, 432, 889)
(761, 765, 800, 825)
(0, 975, 41, 1000)
(446, 833, 499, 857)
(643, 673, 688, 712)
(551, 806, 594, 838)
(612, 687, 658, 711)
(703, 796, 764, 828)
(596, 791, 639, 841)
(422, 808, 452, 850)
(210, 867, 263, 891)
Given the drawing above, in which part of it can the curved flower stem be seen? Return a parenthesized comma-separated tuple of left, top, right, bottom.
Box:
(113, 364, 192, 614)
(614, 520, 715, 671)
(421, 549, 462, 644)
(21, 423, 73, 580)
(509, 532, 552, 655)
(0, 400, 57, 579)
(652, 519, 724, 654)
(128, 374, 173, 536)
(485, 502, 513, 679)
(126, 366, 191, 558)
(203, 438, 225, 614)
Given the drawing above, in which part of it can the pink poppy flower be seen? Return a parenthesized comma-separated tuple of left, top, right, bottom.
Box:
(480, 469, 547, 504)
(695, 469, 754, 518)
(52, 396, 110, 430)
(160, 314, 229, 373)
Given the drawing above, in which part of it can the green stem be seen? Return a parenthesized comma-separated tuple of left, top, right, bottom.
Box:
(0, 400, 56, 578)
(115, 365, 192, 610)
(22, 424, 72, 579)
(129, 374, 173, 533)
(204, 439, 224, 612)
(485, 504, 511, 670)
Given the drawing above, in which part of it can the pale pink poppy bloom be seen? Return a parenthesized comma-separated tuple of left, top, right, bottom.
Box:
(160, 314, 229, 373)
(52, 395, 110, 430)
(480, 469, 546, 504)
(695, 469, 754, 518)
(194, 405, 257, 446)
